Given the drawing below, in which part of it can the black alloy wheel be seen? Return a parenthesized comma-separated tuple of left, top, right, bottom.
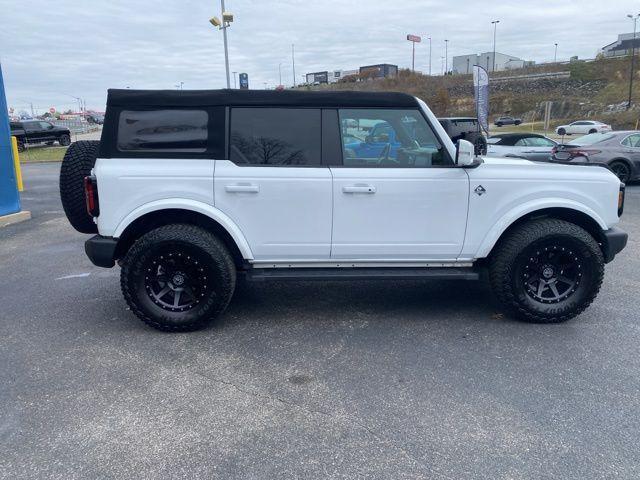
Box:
(609, 161, 631, 183)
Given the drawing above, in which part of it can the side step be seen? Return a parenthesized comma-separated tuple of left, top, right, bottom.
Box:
(245, 267, 479, 282)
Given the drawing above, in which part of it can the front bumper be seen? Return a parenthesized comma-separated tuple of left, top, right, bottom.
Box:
(85, 235, 117, 268)
(602, 227, 628, 263)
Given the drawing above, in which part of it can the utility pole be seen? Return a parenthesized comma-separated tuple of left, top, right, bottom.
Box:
(628, 14, 639, 110)
(491, 20, 500, 72)
(232, 72, 237, 88)
(444, 39, 449, 75)
(278, 63, 282, 86)
(554, 43, 558, 63)
(292, 44, 296, 88)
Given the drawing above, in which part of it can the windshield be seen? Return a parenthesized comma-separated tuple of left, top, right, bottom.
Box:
(569, 133, 615, 145)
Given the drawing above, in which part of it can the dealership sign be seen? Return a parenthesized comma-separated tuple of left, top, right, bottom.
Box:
(406, 34, 421, 43)
(239, 73, 249, 90)
(473, 65, 490, 134)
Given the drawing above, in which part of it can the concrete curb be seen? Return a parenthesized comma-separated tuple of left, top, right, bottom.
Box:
(0, 211, 32, 227)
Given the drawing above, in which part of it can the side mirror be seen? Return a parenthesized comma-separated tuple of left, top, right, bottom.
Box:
(456, 139, 475, 166)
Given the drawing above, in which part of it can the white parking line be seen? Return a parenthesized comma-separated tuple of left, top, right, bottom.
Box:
(56, 273, 91, 280)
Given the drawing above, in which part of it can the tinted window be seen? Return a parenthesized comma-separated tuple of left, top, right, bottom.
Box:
(622, 134, 640, 147)
(230, 108, 321, 166)
(339, 109, 449, 167)
(39, 122, 53, 130)
(117, 109, 208, 152)
(569, 133, 615, 145)
(24, 122, 40, 132)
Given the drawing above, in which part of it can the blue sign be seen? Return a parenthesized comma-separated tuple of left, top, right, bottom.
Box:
(0, 63, 21, 217)
(239, 73, 249, 90)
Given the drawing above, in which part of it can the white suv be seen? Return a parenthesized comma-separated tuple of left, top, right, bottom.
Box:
(556, 120, 612, 136)
(59, 89, 628, 331)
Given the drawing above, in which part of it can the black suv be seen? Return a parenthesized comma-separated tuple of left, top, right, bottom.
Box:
(10, 120, 71, 151)
(438, 117, 487, 155)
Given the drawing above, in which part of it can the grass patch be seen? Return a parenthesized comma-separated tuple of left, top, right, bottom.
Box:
(18, 147, 67, 163)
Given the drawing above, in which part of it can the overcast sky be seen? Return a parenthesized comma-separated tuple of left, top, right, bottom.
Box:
(1, 0, 638, 113)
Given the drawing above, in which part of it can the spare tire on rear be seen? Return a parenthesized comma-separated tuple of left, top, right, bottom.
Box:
(59, 140, 100, 234)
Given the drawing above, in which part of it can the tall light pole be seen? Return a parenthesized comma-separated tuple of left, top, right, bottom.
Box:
(444, 39, 449, 75)
(428, 37, 432, 75)
(232, 71, 237, 88)
(278, 63, 282, 86)
(628, 14, 639, 109)
(292, 44, 296, 88)
(174, 82, 184, 90)
(554, 43, 558, 63)
(209, 2, 234, 89)
(491, 20, 500, 72)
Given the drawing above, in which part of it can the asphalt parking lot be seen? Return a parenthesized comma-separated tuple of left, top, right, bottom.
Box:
(1, 162, 639, 479)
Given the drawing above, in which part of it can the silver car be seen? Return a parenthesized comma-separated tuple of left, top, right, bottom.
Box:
(550, 131, 640, 183)
(487, 133, 557, 161)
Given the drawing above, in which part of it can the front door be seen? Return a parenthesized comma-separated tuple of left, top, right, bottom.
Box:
(331, 108, 469, 261)
(214, 107, 332, 261)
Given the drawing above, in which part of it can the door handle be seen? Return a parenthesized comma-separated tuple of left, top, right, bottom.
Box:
(342, 185, 376, 194)
(225, 184, 259, 193)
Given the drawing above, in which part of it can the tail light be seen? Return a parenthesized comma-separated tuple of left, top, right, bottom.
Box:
(84, 176, 100, 217)
(551, 146, 558, 155)
(619, 184, 626, 217)
(569, 149, 601, 158)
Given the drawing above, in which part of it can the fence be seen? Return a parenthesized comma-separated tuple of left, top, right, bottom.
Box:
(50, 119, 100, 134)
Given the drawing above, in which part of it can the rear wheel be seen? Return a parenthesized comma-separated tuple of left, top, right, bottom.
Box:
(489, 219, 604, 323)
(609, 160, 631, 183)
(59, 134, 71, 146)
(557, 128, 566, 136)
(17, 140, 25, 152)
(588, 129, 597, 134)
(120, 224, 236, 332)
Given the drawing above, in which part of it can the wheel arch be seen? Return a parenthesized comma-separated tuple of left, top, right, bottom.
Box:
(478, 205, 607, 261)
(113, 202, 253, 267)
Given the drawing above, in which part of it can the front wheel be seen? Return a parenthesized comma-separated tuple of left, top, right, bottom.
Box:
(609, 160, 631, 183)
(59, 134, 71, 146)
(120, 225, 236, 332)
(489, 219, 604, 323)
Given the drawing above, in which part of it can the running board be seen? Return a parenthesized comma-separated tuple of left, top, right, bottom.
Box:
(245, 267, 479, 282)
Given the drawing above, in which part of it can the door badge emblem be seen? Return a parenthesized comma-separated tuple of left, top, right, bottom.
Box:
(474, 185, 486, 196)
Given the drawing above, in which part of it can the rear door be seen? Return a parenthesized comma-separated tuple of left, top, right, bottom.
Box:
(214, 107, 332, 261)
(329, 108, 469, 260)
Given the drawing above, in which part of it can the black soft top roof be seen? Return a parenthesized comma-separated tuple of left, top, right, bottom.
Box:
(107, 89, 419, 108)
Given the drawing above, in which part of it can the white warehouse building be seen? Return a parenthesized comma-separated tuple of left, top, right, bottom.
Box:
(452, 52, 532, 74)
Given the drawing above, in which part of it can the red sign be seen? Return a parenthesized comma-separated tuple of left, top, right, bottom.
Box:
(406, 34, 421, 43)
(49, 107, 56, 114)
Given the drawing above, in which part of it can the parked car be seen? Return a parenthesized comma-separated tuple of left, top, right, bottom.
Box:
(550, 131, 640, 183)
(10, 120, 71, 152)
(555, 121, 612, 136)
(58, 89, 626, 332)
(486, 133, 557, 161)
(438, 117, 487, 155)
(494, 116, 522, 127)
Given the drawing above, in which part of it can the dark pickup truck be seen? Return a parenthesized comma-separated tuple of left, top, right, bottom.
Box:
(10, 120, 71, 151)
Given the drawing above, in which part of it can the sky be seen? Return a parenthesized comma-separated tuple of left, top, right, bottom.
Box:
(1, 0, 639, 114)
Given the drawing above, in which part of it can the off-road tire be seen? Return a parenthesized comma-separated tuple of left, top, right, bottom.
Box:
(59, 140, 100, 234)
(59, 134, 71, 146)
(17, 140, 25, 152)
(120, 224, 236, 332)
(489, 219, 604, 323)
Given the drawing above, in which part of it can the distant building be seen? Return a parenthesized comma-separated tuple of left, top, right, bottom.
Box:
(305, 71, 329, 84)
(602, 33, 640, 57)
(330, 69, 358, 83)
(452, 52, 533, 74)
(359, 64, 398, 79)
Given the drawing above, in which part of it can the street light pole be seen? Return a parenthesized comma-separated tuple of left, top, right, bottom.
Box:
(491, 20, 500, 72)
(554, 43, 558, 63)
(292, 44, 296, 88)
(444, 39, 449, 75)
(278, 63, 282, 86)
(628, 14, 639, 110)
(429, 37, 432, 75)
(232, 72, 237, 89)
(209, 1, 234, 89)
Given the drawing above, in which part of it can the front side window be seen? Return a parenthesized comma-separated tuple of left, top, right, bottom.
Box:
(39, 122, 53, 130)
(338, 109, 449, 167)
(230, 108, 321, 166)
(525, 137, 556, 147)
(117, 109, 208, 152)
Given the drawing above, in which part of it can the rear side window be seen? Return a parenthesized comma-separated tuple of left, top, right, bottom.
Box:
(229, 108, 321, 166)
(117, 109, 208, 152)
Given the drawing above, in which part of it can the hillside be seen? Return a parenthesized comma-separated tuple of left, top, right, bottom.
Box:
(304, 57, 640, 130)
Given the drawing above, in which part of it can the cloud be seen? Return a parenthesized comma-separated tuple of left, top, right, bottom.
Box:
(0, 0, 637, 112)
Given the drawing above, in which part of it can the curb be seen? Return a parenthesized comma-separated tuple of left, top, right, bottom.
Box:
(0, 211, 32, 228)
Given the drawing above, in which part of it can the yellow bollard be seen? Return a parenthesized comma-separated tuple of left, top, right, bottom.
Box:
(11, 136, 23, 192)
